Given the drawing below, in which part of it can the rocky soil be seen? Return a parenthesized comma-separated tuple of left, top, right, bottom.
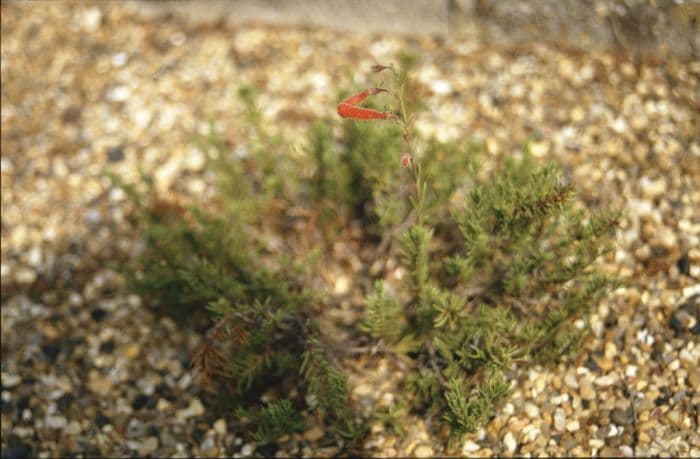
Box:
(1, 2, 699, 458)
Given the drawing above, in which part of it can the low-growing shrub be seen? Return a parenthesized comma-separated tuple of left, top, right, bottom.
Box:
(112, 55, 619, 451)
(350, 62, 620, 441)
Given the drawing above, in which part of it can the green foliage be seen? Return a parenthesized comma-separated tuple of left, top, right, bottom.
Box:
(237, 399, 306, 444)
(306, 118, 405, 233)
(111, 88, 362, 446)
(306, 120, 477, 236)
(301, 341, 366, 441)
(113, 62, 619, 451)
(306, 53, 475, 237)
(362, 149, 620, 439)
(443, 371, 510, 439)
(360, 281, 404, 343)
(373, 400, 410, 436)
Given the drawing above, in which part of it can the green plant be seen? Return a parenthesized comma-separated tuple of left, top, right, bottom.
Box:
(112, 55, 620, 451)
(342, 61, 621, 441)
(110, 89, 364, 448)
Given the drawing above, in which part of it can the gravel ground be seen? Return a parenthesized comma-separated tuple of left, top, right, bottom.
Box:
(2, 2, 699, 458)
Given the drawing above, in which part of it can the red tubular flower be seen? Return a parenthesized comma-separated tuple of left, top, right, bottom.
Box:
(337, 88, 395, 121)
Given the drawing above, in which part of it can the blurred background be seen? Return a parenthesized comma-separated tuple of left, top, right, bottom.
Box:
(130, 0, 699, 57)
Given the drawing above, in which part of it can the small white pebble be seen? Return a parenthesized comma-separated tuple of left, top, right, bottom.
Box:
(564, 372, 579, 389)
(241, 443, 254, 456)
(334, 275, 349, 295)
(111, 52, 129, 67)
(590, 438, 604, 449)
(106, 85, 131, 102)
(1, 373, 21, 388)
(214, 418, 227, 435)
(14, 267, 37, 284)
(554, 408, 566, 431)
(45, 415, 67, 429)
(524, 402, 540, 419)
(503, 432, 517, 453)
(565, 419, 580, 432)
(463, 440, 480, 453)
(82, 7, 102, 32)
(595, 374, 617, 387)
(502, 402, 514, 416)
(522, 425, 540, 443)
(430, 79, 452, 96)
(414, 445, 434, 458)
(668, 359, 680, 371)
(682, 284, 700, 298)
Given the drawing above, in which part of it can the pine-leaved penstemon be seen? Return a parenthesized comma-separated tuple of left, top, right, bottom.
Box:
(344, 59, 620, 441)
(111, 54, 619, 452)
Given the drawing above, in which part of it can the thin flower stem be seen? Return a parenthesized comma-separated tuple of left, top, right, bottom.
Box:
(393, 72, 426, 225)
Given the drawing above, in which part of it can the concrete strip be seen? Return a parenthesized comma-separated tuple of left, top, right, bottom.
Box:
(126, 0, 449, 36)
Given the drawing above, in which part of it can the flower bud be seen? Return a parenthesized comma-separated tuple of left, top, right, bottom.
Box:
(371, 64, 391, 73)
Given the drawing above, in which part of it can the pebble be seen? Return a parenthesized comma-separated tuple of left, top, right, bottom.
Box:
(564, 372, 579, 389)
(638, 176, 667, 198)
(414, 445, 434, 458)
(529, 141, 550, 157)
(14, 267, 37, 284)
(2, 373, 21, 388)
(429, 79, 452, 96)
(600, 446, 622, 457)
(590, 438, 605, 449)
(524, 402, 540, 419)
(333, 275, 350, 295)
(303, 426, 324, 442)
(463, 440, 480, 453)
(157, 398, 172, 411)
(45, 415, 67, 429)
(82, 7, 102, 31)
(353, 384, 373, 397)
(139, 436, 159, 456)
(87, 370, 112, 395)
(502, 402, 514, 416)
(611, 408, 633, 425)
(503, 432, 517, 453)
(125, 344, 141, 360)
(160, 431, 177, 448)
(112, 52, 129, 67)
(554, 408, 566, 431)
(214, 418, 227, 435)
(565, 420, 580, 432)
(666, 409, 683, 426)
(201, 436, 216, 451)
(176, 398, 205, 421)
(65, 421, 82, 435)
(184, 147, 206, 172)
(240, 443, 254, 456)
(106, 85, 131, 102)
(594, 375, 617, 387)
